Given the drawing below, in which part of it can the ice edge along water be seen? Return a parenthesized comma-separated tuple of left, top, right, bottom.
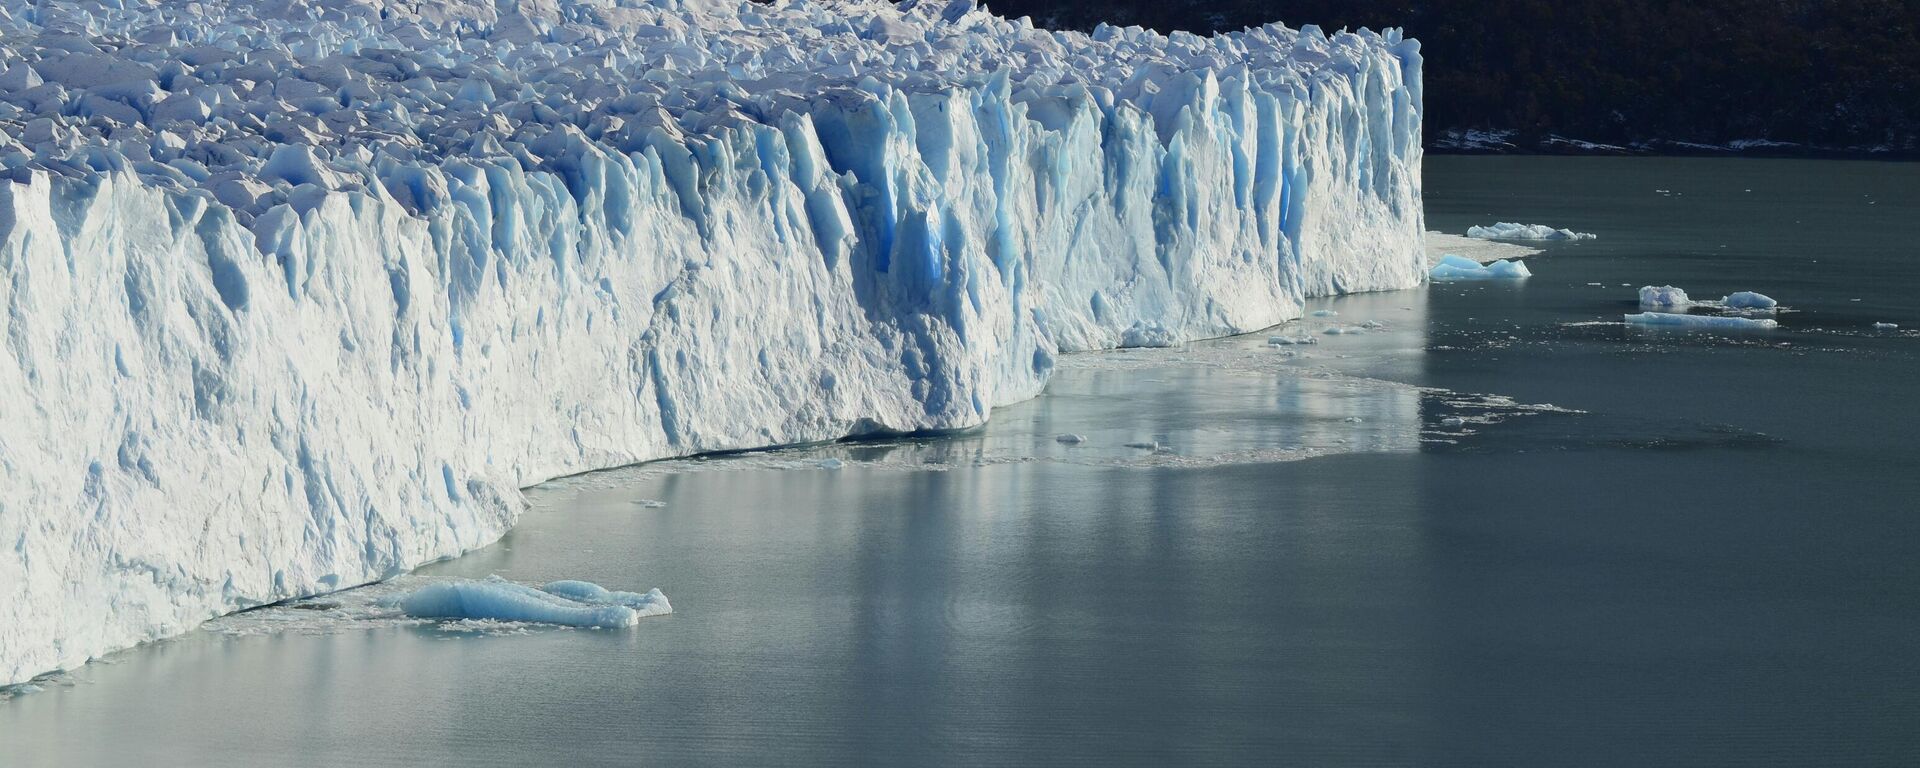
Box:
(0, 0, 1424, 685)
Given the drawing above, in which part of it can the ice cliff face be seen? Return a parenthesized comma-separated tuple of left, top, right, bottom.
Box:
(0, 0, 1423, 684)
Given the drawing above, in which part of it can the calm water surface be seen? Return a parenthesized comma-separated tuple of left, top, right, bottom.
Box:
(4, 157, 1918, 766)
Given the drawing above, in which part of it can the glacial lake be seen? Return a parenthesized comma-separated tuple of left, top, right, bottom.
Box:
(4, 156, 1918, 766)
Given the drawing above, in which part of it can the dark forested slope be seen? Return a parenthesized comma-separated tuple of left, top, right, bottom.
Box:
(978, 0, 1920, 155)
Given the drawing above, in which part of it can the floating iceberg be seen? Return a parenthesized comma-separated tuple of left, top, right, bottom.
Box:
(1639, 285, 1693, 307)
(1424, 231, 1541, 265)
(1875, 322, 1900, 330)
(1625, 312, 1778, 330)
(1642, 286, 1783, 312)
(1429, 254, 1532, 280)
(1723, 291, 1778, 310)
(397, 578, 668, 629)
(540, 580, 673, 618)
(1467, 223, 1597, 241)
(0, 0, 1426, 684)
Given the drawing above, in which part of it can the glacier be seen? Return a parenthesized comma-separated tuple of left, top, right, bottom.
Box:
(0, 0, 1424, 685)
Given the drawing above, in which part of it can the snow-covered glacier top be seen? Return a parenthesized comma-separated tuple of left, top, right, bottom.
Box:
(1, 0, 1423, 687)
(1, 0, 1415, 228)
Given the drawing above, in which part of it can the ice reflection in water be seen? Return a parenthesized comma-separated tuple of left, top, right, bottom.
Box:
(549, 291, 1462, 490)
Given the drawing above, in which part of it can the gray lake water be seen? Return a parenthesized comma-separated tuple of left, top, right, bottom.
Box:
(4, 157, 1918, 766)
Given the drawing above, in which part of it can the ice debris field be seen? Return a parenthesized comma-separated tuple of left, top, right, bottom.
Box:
(0, 0, 1425, 684)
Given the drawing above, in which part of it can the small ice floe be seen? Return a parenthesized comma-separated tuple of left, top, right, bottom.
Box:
(1343, 416, 1364, 423)
(1360, 320, 1387, 329)
(1054, 433, 1087, 444)
(817, 458, 845, 469)
(1626, 312, 1778, 330)
(1268, 334, 1318, 346)
(629, 499, 667, 509)
(1875, 322, 1900, 330)
(396, 577, 671, 628)
(1466, 223, 1597, 241)
(1310, 309, 1339, 317)
(539, 580, 673, 618)
(1429, 254, 1531, 280)
(1639, 285, 1691, 307)
(1323, 325, 1366, 335)
(1424, 231, 1541, 265)
(1439, 416, 1467, 428)
(1644, 286, 1782, 312)
(1124, 441, 1162, 450)
(1723, 291, 1777, 310)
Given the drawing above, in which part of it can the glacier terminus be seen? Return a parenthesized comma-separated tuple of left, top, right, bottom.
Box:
(0, 0, 1424, 685)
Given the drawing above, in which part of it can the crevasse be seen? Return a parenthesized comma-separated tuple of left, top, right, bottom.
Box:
(0, 0, 1423, 685)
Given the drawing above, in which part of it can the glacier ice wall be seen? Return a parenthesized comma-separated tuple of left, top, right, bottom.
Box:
(0, 0, 1423, 684)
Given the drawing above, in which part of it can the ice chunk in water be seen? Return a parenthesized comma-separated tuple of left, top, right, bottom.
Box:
(1625, 312, 1778, 330)
(540, 581, 673, 618)
(1054, 434, 1087, 444)
(1429, 254, 1531, 280)
(1467, 223, 1596, 241)
(397, 578, 646, 628)
(1875, 322, 1900, 330)
(1723, 291, 1778, 309)
(1639, 286, 1691, 307)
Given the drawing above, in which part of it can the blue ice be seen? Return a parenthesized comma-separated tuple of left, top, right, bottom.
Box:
(540, 580, 674, 618)
(1723, 291, 1778, 309)
(1625, 312, 1778, 330)
(1429, 254, 1531, 280)
(397, 578, 670, 627)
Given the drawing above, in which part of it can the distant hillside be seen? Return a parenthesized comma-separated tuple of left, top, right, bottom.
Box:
(979, 0, 1920, 157)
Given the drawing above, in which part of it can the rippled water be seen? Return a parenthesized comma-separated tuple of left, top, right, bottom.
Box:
(5, 157, 1918, 766)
